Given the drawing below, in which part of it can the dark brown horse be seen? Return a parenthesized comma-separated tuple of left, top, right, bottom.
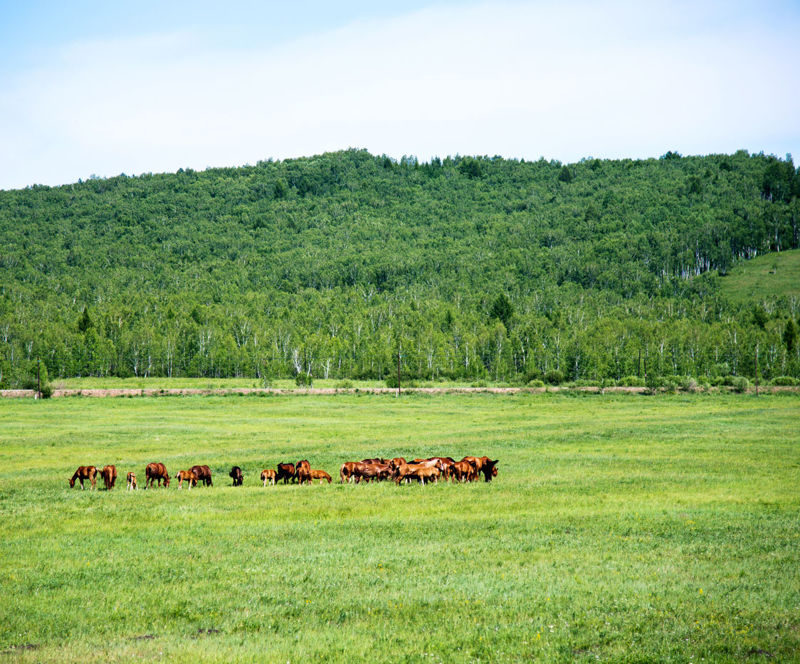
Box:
(69, 466, 97, 490)
(229, 466, 244, 486)
(276, 463, 296, 484)
(190, 465, 213, 487)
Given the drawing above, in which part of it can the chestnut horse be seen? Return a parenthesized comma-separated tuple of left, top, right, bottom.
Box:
(126, 472, 138, 490)
(174, 469, 198, 489)
(99, 465, 117, 490)
(295, 460, 311, 485)
(69, 466, 97, 490)
(145, 462, 170, 488)
(260, 469, 277, 486)
(310, 469, 332, 484)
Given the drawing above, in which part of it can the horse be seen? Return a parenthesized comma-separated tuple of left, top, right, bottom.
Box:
(229, 466, 244, 486)
(294, 460, 312, 485)
(174, 469, 198, 489)
(69, 466, 97, 490)
(276, 463, 296, 484)
(190, 465, 213, 487)
(145, 462, 170, 489)
(126, 472, 138, 490)
(340, 461, 358, 483)
(99, 465, 117, 490)
(310, 469, 332, 484)
(260, 469, 277, 486)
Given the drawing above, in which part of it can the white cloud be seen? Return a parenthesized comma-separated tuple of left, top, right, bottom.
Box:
(1, 0, 798, 188)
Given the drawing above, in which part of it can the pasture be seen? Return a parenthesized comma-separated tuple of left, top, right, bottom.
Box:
(0, 392, 798, 662)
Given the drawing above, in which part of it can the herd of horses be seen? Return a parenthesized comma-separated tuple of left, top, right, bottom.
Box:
(67, 456, 499, 490)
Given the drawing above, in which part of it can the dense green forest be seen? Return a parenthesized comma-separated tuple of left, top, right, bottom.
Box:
(1, 149, 799, 388)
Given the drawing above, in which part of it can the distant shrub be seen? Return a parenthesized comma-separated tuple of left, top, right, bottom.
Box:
(721, 375, 738, 387)
(544, 369, 564, 385)
(526, 379, 545, 388)
(335, 379, 353, 388)
(471, 380, 487, 388)
(617, 375, 645, 387)
(683, 378, 700, 393)
(295, 374, 312, 387)
(770, 376, 798, 386)
(732, 376, 750, 393)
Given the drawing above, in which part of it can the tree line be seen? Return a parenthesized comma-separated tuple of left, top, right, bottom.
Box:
(0, 149, 798, 387)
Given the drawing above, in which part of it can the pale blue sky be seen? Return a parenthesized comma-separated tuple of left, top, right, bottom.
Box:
(1, 0, 798, 189)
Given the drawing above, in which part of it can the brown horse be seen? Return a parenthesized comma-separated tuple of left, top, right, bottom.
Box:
(145, 462, 170, 489)
(310, 469, 332, 484)
(451, 460, 477, 482)
(340, 461, 358, 483)
(295, 460, 312, 485)
(99, 465, 117, 490)
(229, 466, 244, 486)
(393, 462, 440, 485)
(354, 461, 392, 483)
(260, 469, 277, 486)
(69, 466, 97, 490)
(190, 465, 213, 487)
(174, 469, 198, 489)
(480, 459, 499, 482)
(126, 472, 138, 490)
(276, 463, 296, 484)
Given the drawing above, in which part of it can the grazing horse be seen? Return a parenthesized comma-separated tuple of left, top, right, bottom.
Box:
(480, 459, 499, 482)
(145, 462, 170, 489)
(229, 466, 244, 486)
(69, 466, 97, 490)
(451, 460, 477, 482)
(393, 462, 440, 485)
(354, 461, 392, 483)
(174, 469, 198, 489)
(190, 465, 213, 487)
(294, 460, 312, 485)
(99, 465, 117, 490)
(276, 463, 296, 484)
(126, 472, 138, 490)
(260, 469, 277, 486)
(310, 469, 332, 484)
(340, 462, 358, 483)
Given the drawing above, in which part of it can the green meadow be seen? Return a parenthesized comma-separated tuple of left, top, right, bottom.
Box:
(0, 392, 798, 663)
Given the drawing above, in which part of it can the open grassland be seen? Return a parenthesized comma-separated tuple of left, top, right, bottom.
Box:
(0, 392, 799, 663)
(719, 248, 800, 303)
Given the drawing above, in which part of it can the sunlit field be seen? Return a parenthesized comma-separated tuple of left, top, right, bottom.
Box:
(1, 392, 798, 662)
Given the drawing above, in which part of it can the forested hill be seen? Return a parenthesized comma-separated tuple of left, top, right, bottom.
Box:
(1, 149, 798, 387)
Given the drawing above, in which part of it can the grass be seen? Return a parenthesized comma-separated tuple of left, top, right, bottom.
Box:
(0, 392, 799, 662)
(718, 248, 800, 303)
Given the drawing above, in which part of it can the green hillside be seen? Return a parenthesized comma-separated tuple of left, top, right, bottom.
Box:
(719, 248, 800, 303)
(0, 149, 798, 386)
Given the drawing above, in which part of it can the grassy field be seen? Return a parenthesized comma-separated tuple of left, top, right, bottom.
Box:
(718, 248, 800, 303)
(0, 392, 798, 662)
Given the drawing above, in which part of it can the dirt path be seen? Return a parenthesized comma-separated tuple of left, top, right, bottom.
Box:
(0, 385, 655, 398)
(4, 385, 796, 398)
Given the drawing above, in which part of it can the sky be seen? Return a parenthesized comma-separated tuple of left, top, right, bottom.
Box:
(1, 0, 799, 190)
